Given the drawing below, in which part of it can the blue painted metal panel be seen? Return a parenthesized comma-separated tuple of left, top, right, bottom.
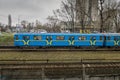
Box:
(95, 41, 104, 46)
(15, 33, 118, 47)
(51, 40, 70, 46)
(105, 41, 115, 46)
(28, 41, 47, 46)
(14, 41, 25, 46)
(74, 41, 90, 46)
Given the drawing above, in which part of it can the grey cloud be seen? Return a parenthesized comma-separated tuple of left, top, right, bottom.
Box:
(0, 0, 62, 25)
(0, 0, 44, 12)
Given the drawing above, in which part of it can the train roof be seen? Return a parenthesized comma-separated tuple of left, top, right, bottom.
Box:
(14, 33, 120, 36)
(14, 33, 105, 36)
(103, 33, 120, 36)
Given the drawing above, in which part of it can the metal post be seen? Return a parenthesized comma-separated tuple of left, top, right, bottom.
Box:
(100, 76, 104, 80)
(82, 59, 86, 80)
(119, 75, 120, 80)
(113, 75, 116, 80)
(89, 76, 91, 80)
(0, 68, 2, 80)
(41, 67, 45, 80)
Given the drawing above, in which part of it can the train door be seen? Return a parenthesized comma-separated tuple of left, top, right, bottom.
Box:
(46, 36, 52, 45)
(90, 36, 96, 46)
(23, 35, 30, 46)
(103, 36, 106, 47)
(69, 36, 74, 45)
(114, 36, 119, 46)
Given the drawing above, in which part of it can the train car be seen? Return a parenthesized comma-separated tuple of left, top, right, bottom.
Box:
(14, 33, 47, 47)
(72, 34, 104, 47)
(104, 33, 120, 47)
(14, 33, 105, 47)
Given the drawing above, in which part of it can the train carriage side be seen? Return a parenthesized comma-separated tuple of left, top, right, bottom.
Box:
(14, 33, 31, 47)
(104, 33, 120, 47)
(14, 33, 72, 47)
(92, 34, 104, 47)
(49, 33, 72, 46)
(14, 33, 49, 47)
(73, 34, 104, 47)
(73, 34, 90, 46)
(14, 33, 105, 47)
(28, 34, 47, 47)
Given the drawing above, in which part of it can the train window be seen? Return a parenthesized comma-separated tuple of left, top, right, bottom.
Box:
(15, 36, 18, 40)
(104, 36, 106, 40)
(46, 36, 52, 40)
(49, 36, 52, 40)
(78, 37, 81, 40)
(23, 36, 29, 40)
(114, 36, 119, 41)
(79, 36, 86, 40)
(69, 36, 74, 40)
(57, 36, 64, 40)
(34, 36, 42, 40)
(46, 36, 49, 40)
(100, 36, 103, 40)
(107, 36, 111, 40)
(90, 36, 96, 40)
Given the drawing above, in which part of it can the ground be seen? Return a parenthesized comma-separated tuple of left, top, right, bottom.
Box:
(0, 51, 120, 60)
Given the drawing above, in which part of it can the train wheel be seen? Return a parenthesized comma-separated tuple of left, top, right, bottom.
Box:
(90, 46, 97, 50)
(114, 46, 119, 50)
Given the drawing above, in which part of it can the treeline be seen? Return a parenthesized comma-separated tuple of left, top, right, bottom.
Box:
(49, 0, 120, 33)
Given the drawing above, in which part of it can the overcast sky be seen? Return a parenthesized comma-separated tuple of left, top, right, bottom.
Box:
(0, 0, 120, 26)
(0, 0, 62, 26)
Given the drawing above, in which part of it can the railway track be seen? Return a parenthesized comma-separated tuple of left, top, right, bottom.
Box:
(0, 60, 120, 79)
(0, 46, 120, 52)
(0, 48, 120, 52)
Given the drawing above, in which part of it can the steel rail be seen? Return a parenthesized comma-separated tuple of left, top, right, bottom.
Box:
(0, 46, 120, 51)
(0, 48, 120, 52)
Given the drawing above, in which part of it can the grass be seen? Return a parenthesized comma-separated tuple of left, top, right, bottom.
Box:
(0, 51, 120, 60)
(0, 33, 14, 45)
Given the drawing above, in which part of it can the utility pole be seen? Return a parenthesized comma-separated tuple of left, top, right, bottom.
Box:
(8, 14, 12, 31)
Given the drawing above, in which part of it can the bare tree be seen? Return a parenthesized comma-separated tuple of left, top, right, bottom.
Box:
(114, 12, 120, 33)
(112, 1, 120, 32)
(88, 0, 92, 26)
(53, 0, 76, 32)
(98, 0, 105, 33)
(76, 0, 88, 33)
(27, 22, 34, 32)
(97, 0, 120, 33)
(103, 0, 120, 32)
(47, 16, 61, 32)
(53, 0, 97, 33)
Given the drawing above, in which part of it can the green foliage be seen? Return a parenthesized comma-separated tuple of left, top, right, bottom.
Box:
(0, 33, 14, 45)
(0, 36, 13, 42)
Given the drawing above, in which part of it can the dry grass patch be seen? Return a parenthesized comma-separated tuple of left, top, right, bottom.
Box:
(0, 51, 120, 60)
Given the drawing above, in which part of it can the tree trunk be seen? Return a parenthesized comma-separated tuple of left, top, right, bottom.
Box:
(99, 0, 104, 33)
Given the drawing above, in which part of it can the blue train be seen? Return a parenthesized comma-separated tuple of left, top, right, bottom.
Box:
(14, 33, 120, 48)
